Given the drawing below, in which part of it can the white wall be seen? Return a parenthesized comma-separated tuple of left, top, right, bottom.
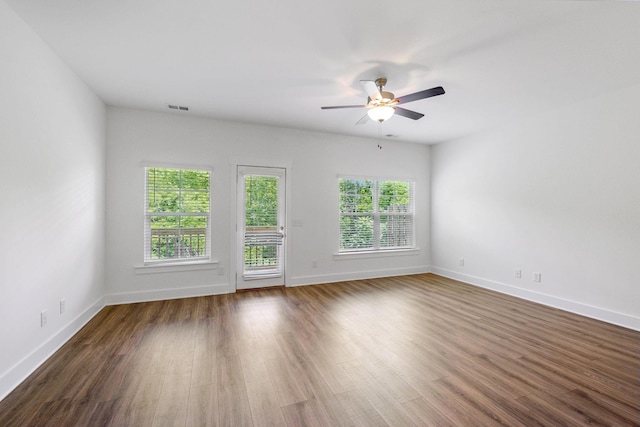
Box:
(431, 84, 640, 330)
(0, 1, 106, 400)
(105, 107, 431, 302)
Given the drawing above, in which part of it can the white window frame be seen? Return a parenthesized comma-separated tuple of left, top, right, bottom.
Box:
(144, 165, 212, 265)
(338, 176, 416, 253)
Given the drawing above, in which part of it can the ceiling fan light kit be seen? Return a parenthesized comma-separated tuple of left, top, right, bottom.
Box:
(321, 77, 445, 125)
(368, 106, 395, 122)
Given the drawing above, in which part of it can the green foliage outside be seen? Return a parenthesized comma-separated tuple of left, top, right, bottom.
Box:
(244, 176, 278, 227)
(147, 168, 210, 217)
(378, 180, 411, 212)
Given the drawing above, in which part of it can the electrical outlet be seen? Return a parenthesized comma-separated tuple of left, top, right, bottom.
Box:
(459, 258, 465, 267)
(218, 264, 225, 275)
(60, 299, 66, 314)
(41, 310, 48, 327)
(533, 272, 542, 283)
(312, 259, 318, 268)
(515, 269, 522, 279)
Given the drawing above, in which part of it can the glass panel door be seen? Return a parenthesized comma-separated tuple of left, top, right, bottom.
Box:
(236, 166, 286, 289)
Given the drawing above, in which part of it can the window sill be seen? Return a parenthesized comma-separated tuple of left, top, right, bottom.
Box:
(134, 260, 218, 275)
(333, 248, 420, 260)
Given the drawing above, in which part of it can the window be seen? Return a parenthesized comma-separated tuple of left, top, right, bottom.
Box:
(144, 167, 211, 263)
(339, 177, 415, 252)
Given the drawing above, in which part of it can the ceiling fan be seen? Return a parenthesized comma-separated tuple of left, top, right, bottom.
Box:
(321, 78, 445, 124)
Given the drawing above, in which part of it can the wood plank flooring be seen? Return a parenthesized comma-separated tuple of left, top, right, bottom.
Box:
(1, 274, 638, 426)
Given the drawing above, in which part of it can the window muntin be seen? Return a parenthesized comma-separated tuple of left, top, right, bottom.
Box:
(144, 167, 211, 263)
(339, 178, 414, 252)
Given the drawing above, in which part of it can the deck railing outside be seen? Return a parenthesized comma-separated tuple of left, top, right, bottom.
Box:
(150, 226, 282, 267)
(244, 226, 281, 270)
(151, 227, 207, 259)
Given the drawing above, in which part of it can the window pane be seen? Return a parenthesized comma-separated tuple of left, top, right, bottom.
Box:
(245, 176, 278, 227)
(181, 169, 210, 191)
(339, 179, 373, 213)
(149, 215, 179, 260)
(339, 179, 373, 196)
(181, 189, 210, 213)
(380, 215, 413, 248)
(178, 218, 208, 258)
(340, 194, 357, 212)
(339, 194, 374, 213)
(378, 181, 410, 212)
(149, 215, 208, 260)
(244, 244, 278, 268)
(147, 188, 180, 213)
(340, 215, 374, 250)
(355, 194, 373, 213)
(148, 168, 180, 190)
(147, 168, 180, 212)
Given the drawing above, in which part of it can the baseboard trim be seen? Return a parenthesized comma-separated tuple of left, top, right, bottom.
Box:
(431, 267, 640, 332)
(0, 296, 105, 402)
(288, 266, 431, 287)
(105, 282, 233, 305)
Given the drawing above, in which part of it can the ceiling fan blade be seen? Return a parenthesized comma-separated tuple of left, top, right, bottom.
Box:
(321, 105, 367, 110)
(360, 80, 382, 100)
(394, 107, 424, 120)
(396, 86, 445, 104)
(355, 114, 370, 125)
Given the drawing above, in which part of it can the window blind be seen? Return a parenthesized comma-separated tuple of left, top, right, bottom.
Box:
(339, 178, 415, 252)
(144, 167, 211, 263)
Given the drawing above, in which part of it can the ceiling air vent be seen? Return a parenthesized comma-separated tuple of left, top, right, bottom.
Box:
(168, 104, 189, 111)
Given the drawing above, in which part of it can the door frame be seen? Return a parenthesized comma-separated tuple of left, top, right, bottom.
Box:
(229, 157, 292, 291)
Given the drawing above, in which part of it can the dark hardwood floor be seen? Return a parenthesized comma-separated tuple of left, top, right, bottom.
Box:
(1, 274, 638, 426)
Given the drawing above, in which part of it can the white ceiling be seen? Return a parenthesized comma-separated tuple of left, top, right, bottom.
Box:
(6, 0, 640, 144)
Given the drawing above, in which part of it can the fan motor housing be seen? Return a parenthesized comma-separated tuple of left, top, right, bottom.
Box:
(369, 91, 397, 107)
(380, 91, 395, 101)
